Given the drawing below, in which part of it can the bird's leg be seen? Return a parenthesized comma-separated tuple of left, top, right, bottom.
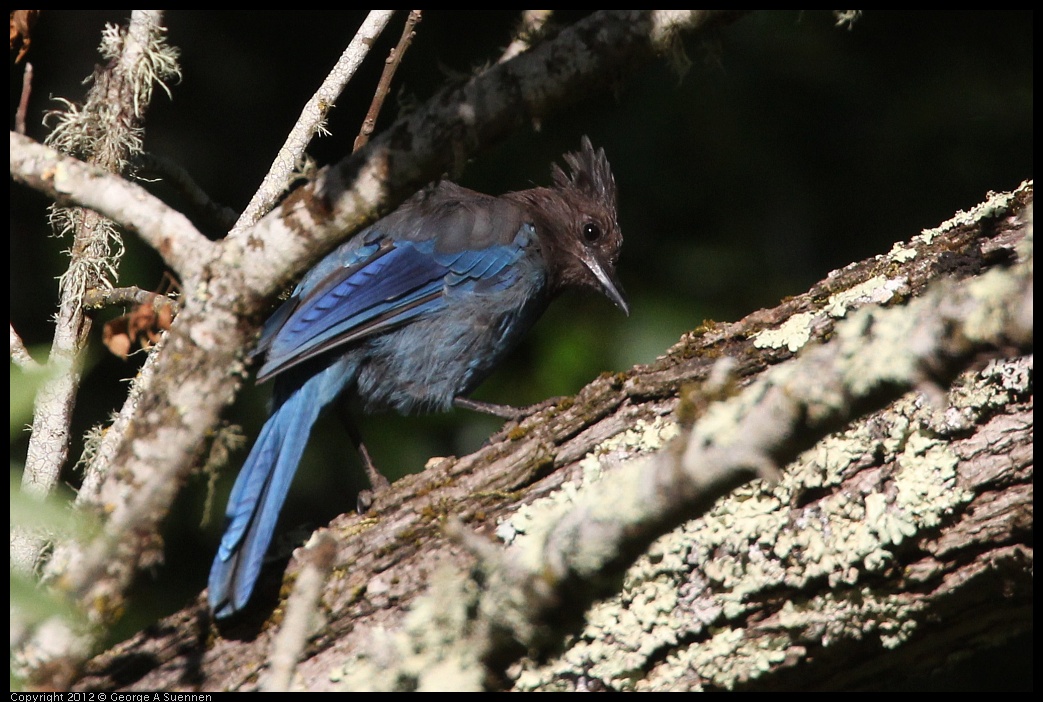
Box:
(336, 411, 390, 513)
(350, 426, 390, 492)
(453, 396, 559, 420)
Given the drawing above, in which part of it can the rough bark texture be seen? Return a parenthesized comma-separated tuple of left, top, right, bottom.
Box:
(74, 183, 1032, 691)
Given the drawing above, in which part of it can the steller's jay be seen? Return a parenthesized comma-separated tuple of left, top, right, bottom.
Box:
(208, 137, 627, 618)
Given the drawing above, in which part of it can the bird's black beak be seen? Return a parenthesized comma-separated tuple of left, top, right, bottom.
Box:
(578, 249, 629, 316)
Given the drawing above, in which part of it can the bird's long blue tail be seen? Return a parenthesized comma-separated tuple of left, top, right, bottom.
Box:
(208, 359, 355, 619)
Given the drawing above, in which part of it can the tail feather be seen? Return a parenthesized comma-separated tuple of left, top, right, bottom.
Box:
(208, 359, 355, 619)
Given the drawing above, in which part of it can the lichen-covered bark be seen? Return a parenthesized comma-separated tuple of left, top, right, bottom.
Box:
(74, 183, 1032, 691)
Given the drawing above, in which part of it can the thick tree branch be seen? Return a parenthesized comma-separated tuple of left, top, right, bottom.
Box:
(73, 182, 1032, 692)
(468, 188, 1033, 681)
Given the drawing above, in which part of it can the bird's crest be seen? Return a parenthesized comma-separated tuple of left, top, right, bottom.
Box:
(551, 135, 616, 208)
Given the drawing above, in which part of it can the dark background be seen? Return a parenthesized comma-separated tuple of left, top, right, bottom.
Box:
(9, 11, 1033, 662)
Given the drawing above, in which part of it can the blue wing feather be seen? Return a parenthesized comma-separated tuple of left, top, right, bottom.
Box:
(256, 226, 532, 382)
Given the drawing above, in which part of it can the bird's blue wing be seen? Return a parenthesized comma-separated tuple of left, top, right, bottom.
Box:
(255, 225, 533, 382)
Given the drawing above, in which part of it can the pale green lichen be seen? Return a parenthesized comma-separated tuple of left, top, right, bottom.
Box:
(641, 585, 926, 691)
(918, 184, 1022, 244)
(751, 274, 907, 355)
(496, 417, 679, 548)
(330, 565, 486, 691)
(774, 587, 924, 648)
(891, 431, 965, 526)
(824, 275, 907, 318)
(937, 356, 1032, 434)
(636, 626, 791, 691)
(752, 312, 817, 352)
(511, 356, 1000, 689)
(887, 241, 919, 263)
(837, 305, 924, 397)
(963, 264, 1029, 345)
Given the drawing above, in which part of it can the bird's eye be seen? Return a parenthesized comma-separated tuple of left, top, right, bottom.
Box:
(582, 222, 602, 243)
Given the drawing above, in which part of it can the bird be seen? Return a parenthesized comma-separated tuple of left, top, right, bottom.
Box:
(208, 137, 627, 619)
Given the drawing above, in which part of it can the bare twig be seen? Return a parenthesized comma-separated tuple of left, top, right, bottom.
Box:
(137, 152, 239, 233)
(82, 286, 180, 314)
(354, 11, 422, 153)
(231, 10, 396, 233)
(16, 62, 33, 135)
(73, 332, 165, 506)
(10, 324, 40, 371)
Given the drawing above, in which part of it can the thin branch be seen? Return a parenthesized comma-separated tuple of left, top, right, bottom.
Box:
(9, 133, 210, 278)
(10, 324, 40, 371)
(136, 152, 239, 234)
(74, 331, 165, 507)
(354, 11, 422, 153)
(231, 10, 396, 233)
(16, 61, 33, 135)
(82, 286, 180, 314)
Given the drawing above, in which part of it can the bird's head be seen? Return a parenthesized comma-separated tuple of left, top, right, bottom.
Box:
(519, 137, 628, 315)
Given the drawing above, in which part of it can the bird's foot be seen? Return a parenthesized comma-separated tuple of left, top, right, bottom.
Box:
(356, 440, 390, 514)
